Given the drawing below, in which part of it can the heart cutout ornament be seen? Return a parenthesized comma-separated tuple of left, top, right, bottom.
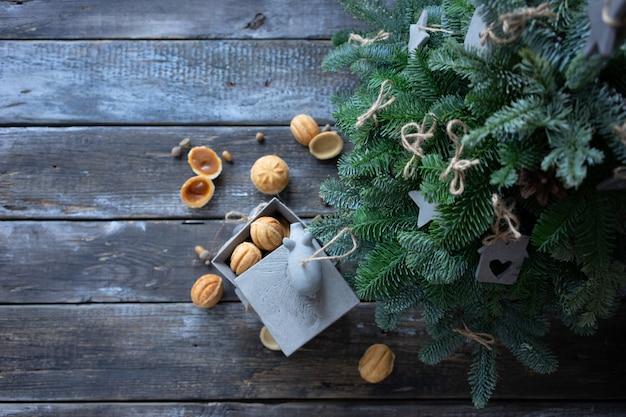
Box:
(476, 236, 529, 285)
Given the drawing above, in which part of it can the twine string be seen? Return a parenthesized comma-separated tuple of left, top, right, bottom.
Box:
(224, 202, 268, 224)
(482, 194, 522, 246)
(400, 117, 437, 179)
(416, 24, 454, 34)
(612, 121, 626, 146)
(349, 30, 391, 46)
(615, 166, 626, 180)
(300, 227, 358, 266)
(602, 0, 626, 28)
(355, 80, 396, 129)
(453, 321, 496, 351)
(480, 2, 556, 45)
(440, 119, 480, 196)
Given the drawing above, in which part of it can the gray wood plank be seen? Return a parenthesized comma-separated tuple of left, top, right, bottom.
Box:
(0, 0, 369, 40)
(0, 40, 357, 126)
(0, 127, 344, 219)
(0, 220, 240, 304)
(0, 303, 624, 402)
(1, 401, 625, 416)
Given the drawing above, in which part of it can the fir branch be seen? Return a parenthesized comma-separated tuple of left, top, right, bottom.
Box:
(531, 192, 584, 252)
(322, 42, 361, 72)
(337, 0, 396, 32)
(495, 320, 558, 374)
(352, 207, 419, 242)
(463, 96, 544, 148)
(400, 230, 469, 284)
(319, 177, 362, 210)
(354, 241, 413, 300)
(308, 212, 362, 261)
(541, 117, 604, 188)
(573, 194, 617, 267)
(468, 346, 499, 409)
(419, 330, 466, 365)
(428, 186, 495, 251)
(375, 280, 424, 331)
(508, 251, 554, 314)
(421, 300, 446, 326)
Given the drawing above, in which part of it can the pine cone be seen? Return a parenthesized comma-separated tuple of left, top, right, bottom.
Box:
(517, 167, 567, 206)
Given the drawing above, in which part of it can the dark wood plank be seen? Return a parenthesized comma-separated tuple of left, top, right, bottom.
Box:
(0, 127, 344, 219)
(1, 401, 625, 416)
(0, 0, 368, 40)
(0, 303, 624, 402)
(0, 220, 240, 304)
(0, 40, 356, 126)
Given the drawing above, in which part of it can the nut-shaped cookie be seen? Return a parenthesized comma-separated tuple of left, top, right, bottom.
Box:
(180, 175, 215, 208)
(358, 343, 395, 383)
(290, 114, 320, 146)
(230, 241, 262, 275)
(188, 146, 222, 179)
(250, 155, 289, 195)
(250, 216, 284, 251)
(190, 274, 224, 308)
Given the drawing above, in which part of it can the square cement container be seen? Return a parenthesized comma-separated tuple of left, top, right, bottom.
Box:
(211, 198, 360, 356)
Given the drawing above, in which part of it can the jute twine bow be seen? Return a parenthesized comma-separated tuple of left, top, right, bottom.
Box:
(452, 320, 496, 351)
(400, 116, 437, 179)
(603, 0, 626, 27)
(300, 227, 358, 266)
(482, 193, 522, 246)
(349, 30, 391, 46)
(355, 80, 396, 129)
(480, 2, 556, 45)
(612, 121, 626, 146)
(440, 119, 480, 196)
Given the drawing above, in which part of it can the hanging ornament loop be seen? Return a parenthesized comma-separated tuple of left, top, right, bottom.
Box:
(400, 115, 437, 179)
(482, 194, 522, 246)
(602, 0, 626, 27)
(612, 121, 626, 146)
(480, 2, 556, 45)
(452, 320, 496, 351)
(300, 227, 358, 266)
(440, 119, 480, 195)
(355, 80, 396, 129)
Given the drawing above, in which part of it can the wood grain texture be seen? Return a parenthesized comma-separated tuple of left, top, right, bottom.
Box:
(0, 127, 344, 219)
(0, 220, 240, 303)
(1, 402, 625, 416)
(0, 303, 624, 402)
(0, 0, 369, 40)
(0, 40, 357, 125)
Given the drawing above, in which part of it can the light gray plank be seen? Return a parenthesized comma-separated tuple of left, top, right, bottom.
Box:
(0, 127, 344, 219)
(0, 0, 369, 40)
(0, 220, 239, 304)
(0, 40, 356, 125)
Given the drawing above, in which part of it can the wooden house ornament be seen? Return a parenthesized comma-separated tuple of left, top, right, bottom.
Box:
(475, 236, 530, 285)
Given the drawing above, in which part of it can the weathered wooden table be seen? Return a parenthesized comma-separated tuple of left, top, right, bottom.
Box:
(1, 1, 625, 415)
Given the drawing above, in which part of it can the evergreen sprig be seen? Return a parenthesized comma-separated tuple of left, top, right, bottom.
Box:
(313, 0, 626, 408)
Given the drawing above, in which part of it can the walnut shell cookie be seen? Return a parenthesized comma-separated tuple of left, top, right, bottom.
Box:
(230, 241, 262, 276)
(250, 216, 284, 251)
(358, 343, 395, 383)
(190, 274, 224, 308)
(250, 155, 289, 195)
